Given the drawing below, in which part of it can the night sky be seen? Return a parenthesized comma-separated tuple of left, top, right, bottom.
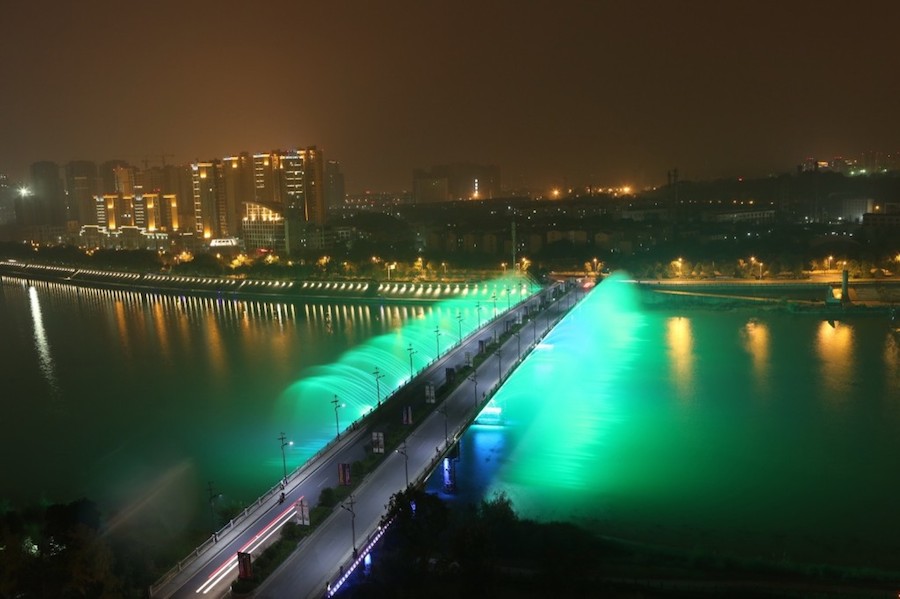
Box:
(2, 1, 899, 193)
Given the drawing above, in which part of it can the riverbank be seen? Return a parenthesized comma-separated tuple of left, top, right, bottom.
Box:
(338, 490, 900, 599)
(0, 260, 533, 305)
(636, 279, 900, 315)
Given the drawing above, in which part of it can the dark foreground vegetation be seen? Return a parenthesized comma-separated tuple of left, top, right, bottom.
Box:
(336, 489, 900, 599)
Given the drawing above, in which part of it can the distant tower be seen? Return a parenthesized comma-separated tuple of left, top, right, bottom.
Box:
(325, 160, 345, 210)
(65, 160, 99, 226)
(511, 219, 516, 270)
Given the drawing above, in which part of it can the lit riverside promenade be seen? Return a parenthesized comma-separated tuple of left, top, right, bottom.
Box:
(154, 281, 578, 599)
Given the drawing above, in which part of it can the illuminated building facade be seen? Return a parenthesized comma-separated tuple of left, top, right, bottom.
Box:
(242, 201, 286, 254)
(192, 160, 227, 240)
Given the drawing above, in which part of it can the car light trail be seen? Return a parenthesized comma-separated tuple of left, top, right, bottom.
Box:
(195, 499, 302, 594)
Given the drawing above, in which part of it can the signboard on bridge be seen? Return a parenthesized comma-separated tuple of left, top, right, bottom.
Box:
(237, 552, 253, 579)
(425, 382, 436, 404)
(372, 431, 384, 453)
(402, 405, 413, 425)
(339, 463, 351, 486)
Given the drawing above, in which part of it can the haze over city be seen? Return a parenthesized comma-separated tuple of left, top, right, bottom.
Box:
(3, 0, 900, 193)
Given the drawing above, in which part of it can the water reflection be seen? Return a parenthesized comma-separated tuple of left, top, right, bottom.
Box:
(816, 320, 854, 405)
(742, 319, 770, 393)
(28, 286, 59, 398)
(885, 331, 899, 387)
(666, 316, 694, 400)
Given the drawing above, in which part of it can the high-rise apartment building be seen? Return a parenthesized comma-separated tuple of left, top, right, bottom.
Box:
(325, 160, 345, 210)
(191, 160, 227, 240)
(302, 146, 325, 227)
(17, 161, 65, 227)
(244, 147, 326, 253)
(65, 161, 99, 226)
(99, 160, 130, 194)
(223, 152, 255, 238)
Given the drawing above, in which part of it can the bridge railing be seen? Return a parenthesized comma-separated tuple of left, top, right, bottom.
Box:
(149, 287, 553, 598)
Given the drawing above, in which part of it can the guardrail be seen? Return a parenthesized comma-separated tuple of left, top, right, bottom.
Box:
(148, 287, 551, 597)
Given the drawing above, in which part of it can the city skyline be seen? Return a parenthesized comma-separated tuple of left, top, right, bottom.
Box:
(3, 1, 900, 193)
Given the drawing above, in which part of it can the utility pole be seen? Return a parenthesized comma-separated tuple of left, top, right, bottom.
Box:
(341, 495, 357, 557)
(407, 343, 417, 379)
(373, 366, 384, 406)
(397, 441, 409, 488)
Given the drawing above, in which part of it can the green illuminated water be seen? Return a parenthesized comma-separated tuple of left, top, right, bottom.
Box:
(0, 276, 533, 541)
(433, 274, 900, 569)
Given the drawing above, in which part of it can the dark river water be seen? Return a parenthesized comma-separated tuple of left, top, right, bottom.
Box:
(3, 274, 899, 571)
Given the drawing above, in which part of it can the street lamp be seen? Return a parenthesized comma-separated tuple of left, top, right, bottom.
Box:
(341, 495, 357, 557)
(278, 432, 293, 485)
(677, 257, 683, 277)
(476, 302, 482, 328)
(437, 403, 449, 444)
(331, 395, 344, 439)
(514, 329, 521, 361)
(827, 255, 833, 273)
(468, 370, 478, 410)
(207, 481, 222, 535)
(434, 325, 441, 358)
(496, 347, 502, 381)
(505, 285, 511, 311)
(757, 261, 763, 279)
(396, 441, 409, 488)
(373, 366, 384, 406)
(456, 311, 463, 342)
(491, 292, 497, 316)
(407, 343, 417, 379)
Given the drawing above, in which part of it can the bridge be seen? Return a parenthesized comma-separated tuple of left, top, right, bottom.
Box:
(150, 280, 581, 599)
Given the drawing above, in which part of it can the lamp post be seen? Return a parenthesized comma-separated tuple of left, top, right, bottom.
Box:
(476, 301, 482, 328)
(532, 314, 537, 345)
(757, 261, 763, 279)
(468, 370, 478, 410)
(438, 403, 449, 444)
(331, 395, 343, 439)
(496, 347, 502, 381)
(491, 292, 497, 317)
(434, 325, 441, 358)
(278, 432, 292, 485)
(456, 311, 463, 342)
(827, 255, 833, 273)
(514, 329, 521, 360)
(505, 285, 511, 311)
(373, 366, 384, 406)
(407, 343, 417, 379)
(341, 495, 357, 557)
(397, 441, 410, 488)
(207, 481, 222, 535)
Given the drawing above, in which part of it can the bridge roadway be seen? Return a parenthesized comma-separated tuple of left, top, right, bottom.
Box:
(154, 282, 576, 599)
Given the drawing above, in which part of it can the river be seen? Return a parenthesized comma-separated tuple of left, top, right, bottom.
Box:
(426, 274, 900, 570)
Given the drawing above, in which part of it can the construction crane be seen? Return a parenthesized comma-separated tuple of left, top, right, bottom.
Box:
(142, 153, 176, 168)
